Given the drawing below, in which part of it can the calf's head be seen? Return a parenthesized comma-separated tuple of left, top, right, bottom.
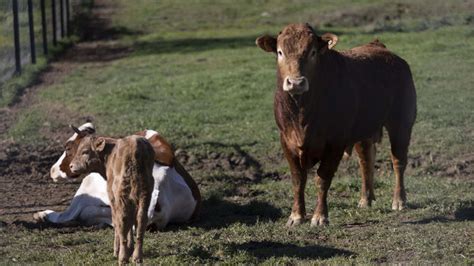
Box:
(256, 23, 337, 95)
(68, 136, 107, 176)
(50, 123, 95, 181)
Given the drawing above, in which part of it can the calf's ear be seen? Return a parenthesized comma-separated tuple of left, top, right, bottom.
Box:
(318, 33, 338, 53)
(94, 137, 106, 152)
(256, 35, 277, 53)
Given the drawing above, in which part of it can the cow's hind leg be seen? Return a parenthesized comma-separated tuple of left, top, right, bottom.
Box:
(132, 197, 150, 263)
(117, 215, 133, 265)
(386, 124, 412, 211)
(79, 206, 112, 226)
(311, 146, 344, 226)
(281, 138, 308, 226)
(110, 204, 120, 258)
(355, 140, 376, 208)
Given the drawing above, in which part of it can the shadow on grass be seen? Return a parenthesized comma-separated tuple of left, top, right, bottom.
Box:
(165, 197, 283, 231)
(403, 203, 474, 224)
(228, 240, 355, 260)
(455, 206, 474, 221)
(133, 36, 258, 55)
(8, 220, 110, 233)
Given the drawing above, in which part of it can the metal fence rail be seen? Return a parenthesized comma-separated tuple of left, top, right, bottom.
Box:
(0, 0, 78, 86)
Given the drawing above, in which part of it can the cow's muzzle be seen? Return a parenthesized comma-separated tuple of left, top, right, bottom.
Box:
(283, 76, 309, 95)
(69, 163, 83, 177)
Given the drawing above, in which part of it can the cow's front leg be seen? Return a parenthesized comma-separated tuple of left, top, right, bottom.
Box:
(311, 147, 344, 226)
(281, 138, 307, 226)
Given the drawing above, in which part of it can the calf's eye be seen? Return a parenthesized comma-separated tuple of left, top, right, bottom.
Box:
(278, 50, 283, 57)
(311, 50, 316, 57)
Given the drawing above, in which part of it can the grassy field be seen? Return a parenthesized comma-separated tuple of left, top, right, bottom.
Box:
(1, 0, 473, 264)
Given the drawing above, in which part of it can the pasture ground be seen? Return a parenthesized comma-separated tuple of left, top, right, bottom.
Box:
(0, 0, 473, 264)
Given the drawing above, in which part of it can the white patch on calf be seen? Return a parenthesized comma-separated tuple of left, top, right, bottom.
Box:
(35, 173, 111, 225)
(144, 129, 159, 139)
(79, 122, 95, 131)
(50, 152, 67, 181)
(67, 122, 95, 141)
(148, 163, 196, 228)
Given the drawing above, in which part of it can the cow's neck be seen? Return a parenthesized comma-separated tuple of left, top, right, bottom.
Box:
(276, 82, 325, 148)
(283, 93, 306, 125)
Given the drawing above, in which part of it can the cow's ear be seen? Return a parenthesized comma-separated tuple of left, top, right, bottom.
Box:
(318, 33, 338, 53)
(256, 35, 277, 53)
(94, 137, 106, 152)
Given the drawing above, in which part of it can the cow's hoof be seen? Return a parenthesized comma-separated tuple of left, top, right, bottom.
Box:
(33, 212, 43, 222)
(310, 215, 329, 227)
(286, 215, 303, 227)
(118, 259, 129, 266)
(358, 198, 372, 208)
(133, 258, 143, 265)
(33, 211, 47, 222)
(392, 199, 406, 211)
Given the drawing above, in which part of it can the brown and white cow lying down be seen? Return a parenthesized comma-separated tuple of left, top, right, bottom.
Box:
(257, 24, 416, 226)
(69, 134, 155, 264)
(34, 123, 201, 230)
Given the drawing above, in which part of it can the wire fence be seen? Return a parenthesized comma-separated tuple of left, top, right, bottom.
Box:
(0, 0, 79, 86)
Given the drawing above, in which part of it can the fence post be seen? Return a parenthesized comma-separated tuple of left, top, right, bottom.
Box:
(27, 0, 36, 64)
(41, 0, 48, 55)
(52, 0, 57, 45)
(66, 0, 70, 36)
(12, 0, 21, 74)
(59, 0, 65, 38)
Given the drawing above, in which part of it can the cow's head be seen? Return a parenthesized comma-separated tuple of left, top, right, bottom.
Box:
(256, 23, 337, 95)
(50, 122, 95, 182)
(68, 135, 106, 177)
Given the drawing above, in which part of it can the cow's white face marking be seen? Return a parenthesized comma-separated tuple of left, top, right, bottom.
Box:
(51, 152, 68, 182)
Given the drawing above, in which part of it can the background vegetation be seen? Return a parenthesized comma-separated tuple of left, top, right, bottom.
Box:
(1, 0, 473, 264)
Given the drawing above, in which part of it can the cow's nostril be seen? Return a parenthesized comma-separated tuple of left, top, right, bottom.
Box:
(288, 77, 305, 86)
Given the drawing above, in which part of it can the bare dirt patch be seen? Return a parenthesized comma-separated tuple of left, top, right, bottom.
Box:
(0, 0, 133, 229)
(0, 142, 80, 224)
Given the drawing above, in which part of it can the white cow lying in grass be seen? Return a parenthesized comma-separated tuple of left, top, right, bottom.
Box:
(34, 122, 201, 229)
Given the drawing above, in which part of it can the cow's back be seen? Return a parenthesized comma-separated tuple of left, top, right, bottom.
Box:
(108, 136, 155, 200)
(340, 41, 416, 142)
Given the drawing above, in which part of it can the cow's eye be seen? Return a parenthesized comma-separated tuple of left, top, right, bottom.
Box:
(310, 49, 316, 57)
(277, 50, 283, 57)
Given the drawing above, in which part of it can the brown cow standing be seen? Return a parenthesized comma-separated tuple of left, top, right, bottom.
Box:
(69, 134, 155, 264)
(256, 23, 416, 226)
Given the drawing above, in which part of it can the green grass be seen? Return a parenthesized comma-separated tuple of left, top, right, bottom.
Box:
(1, 0, 473, 264)
(0, 0, 80, 107)
(1, 176, 472, 264)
